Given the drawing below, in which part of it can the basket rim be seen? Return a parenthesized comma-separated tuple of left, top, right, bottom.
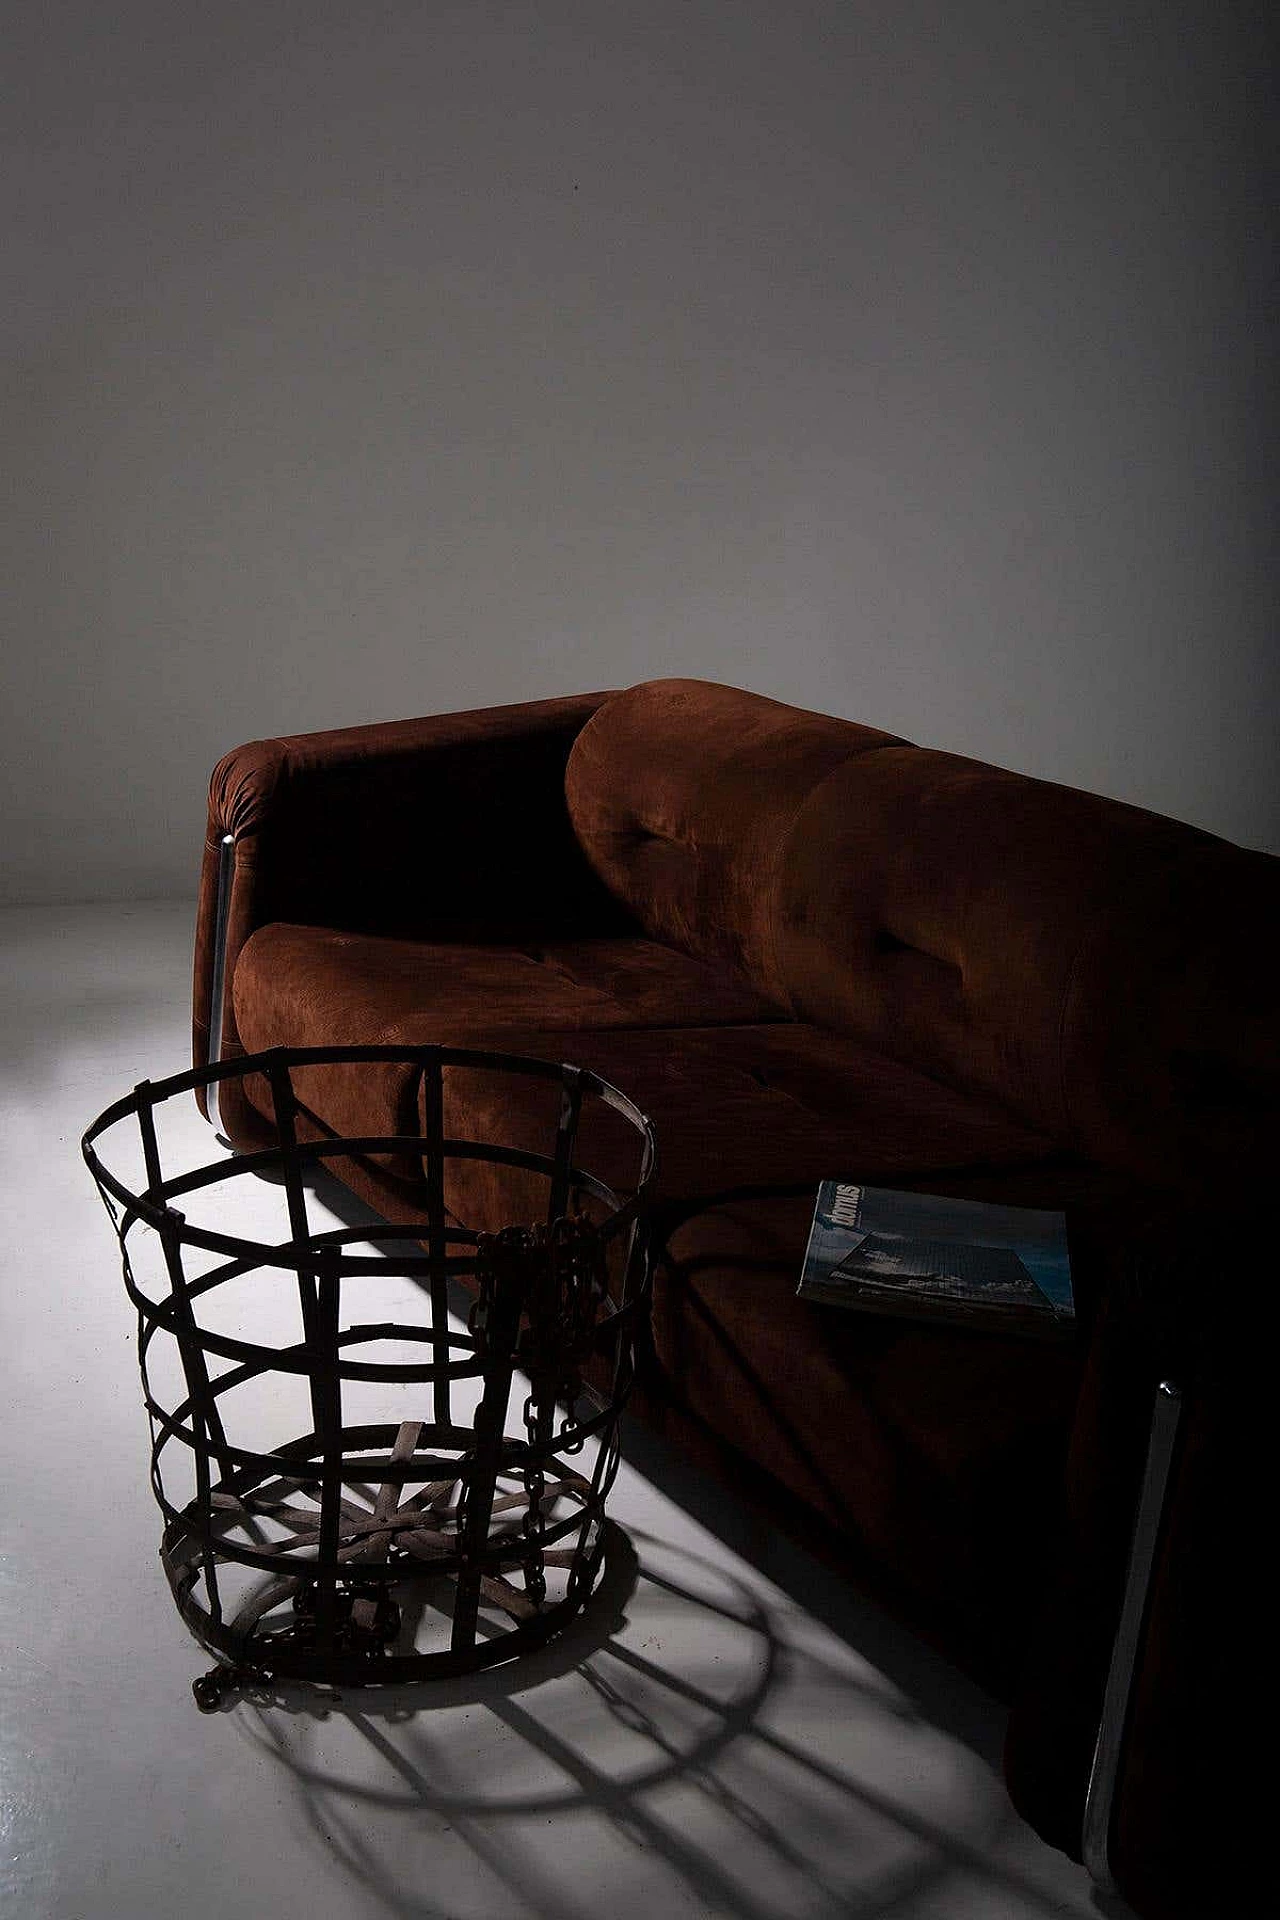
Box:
(81, 1041, 658, 1254)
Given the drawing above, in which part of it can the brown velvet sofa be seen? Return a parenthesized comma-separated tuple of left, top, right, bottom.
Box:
(193, 678, 1276, 1920)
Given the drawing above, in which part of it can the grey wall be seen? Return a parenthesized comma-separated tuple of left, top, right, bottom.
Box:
(4, 0, 1276, 904)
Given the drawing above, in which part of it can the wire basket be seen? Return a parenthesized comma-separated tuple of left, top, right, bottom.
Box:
(82, 1044, 657, 1708)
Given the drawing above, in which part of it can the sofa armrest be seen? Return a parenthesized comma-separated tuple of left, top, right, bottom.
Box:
(192, 690, 626, 1122)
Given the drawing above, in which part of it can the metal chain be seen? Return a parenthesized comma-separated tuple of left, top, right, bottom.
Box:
(463, 1214, 610, 1604)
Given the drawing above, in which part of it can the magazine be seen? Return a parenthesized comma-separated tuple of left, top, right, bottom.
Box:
(797, 1181, 1075, 1336)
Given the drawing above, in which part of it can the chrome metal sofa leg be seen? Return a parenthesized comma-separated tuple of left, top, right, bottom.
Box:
(1082, 1378, 1184, 1892)
(205, 832, 235, 1137)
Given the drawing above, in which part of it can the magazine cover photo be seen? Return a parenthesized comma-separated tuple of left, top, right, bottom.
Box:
(798, 1183, 1075, 1336)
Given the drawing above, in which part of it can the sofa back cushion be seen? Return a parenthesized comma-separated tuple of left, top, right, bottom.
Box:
(566, 678, 1279, 1190)
(564, 677, 904, 993)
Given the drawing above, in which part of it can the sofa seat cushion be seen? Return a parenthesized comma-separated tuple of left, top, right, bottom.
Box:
(231, 921, 1062, 1206)
(235, 922, 786, 1046)
(399, 1019, 1069, 1224)
(230, 921, 788, 1165)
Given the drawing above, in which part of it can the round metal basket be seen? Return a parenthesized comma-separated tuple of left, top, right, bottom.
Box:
(82, 1045, 657, 1707)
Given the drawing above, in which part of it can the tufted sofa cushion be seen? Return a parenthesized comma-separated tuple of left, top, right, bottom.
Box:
(564, 676, 904, 986)
(567, 679, 1280, 1191)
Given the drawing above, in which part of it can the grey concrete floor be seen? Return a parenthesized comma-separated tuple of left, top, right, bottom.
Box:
(0, 902, 1126, 1920)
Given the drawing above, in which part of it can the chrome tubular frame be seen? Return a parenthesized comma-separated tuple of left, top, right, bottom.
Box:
(205, 832, 236, 1137)
(1082, 1378, 1184, 1892)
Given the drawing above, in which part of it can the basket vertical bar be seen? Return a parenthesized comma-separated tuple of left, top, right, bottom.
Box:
(267, 1055, 328, 1440)
(134, 1085, 229, 1618)
(312, 1247, 345, 1649)
(419, 1049, 452, 1432)
(546, 1069, 583, 1227)
(451, 1236, 525, 1653)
